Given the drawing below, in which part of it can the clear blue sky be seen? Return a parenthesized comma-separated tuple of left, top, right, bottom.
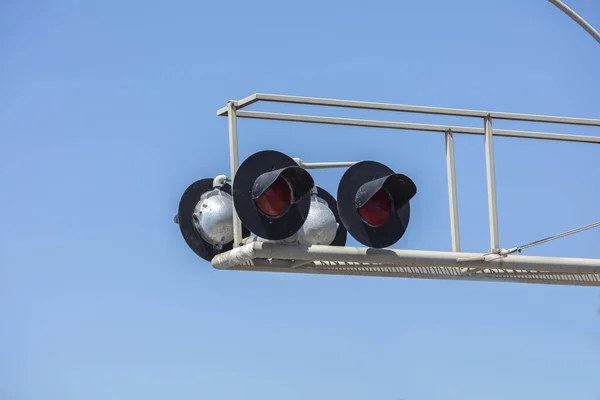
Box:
(1, 0, 600, 399)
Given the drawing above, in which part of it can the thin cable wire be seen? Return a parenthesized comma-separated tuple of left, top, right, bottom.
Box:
(515, 221, 600, 252)
(456, 221, 600, 263)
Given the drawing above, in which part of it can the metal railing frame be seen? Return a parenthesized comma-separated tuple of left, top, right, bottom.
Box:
(212, 93, 600, 285)
(218, 93, 600, 250)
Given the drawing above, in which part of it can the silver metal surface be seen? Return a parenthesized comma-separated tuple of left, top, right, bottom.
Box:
(293, 158, 358, 169)
(227, 101, 243, 246)
(231, 111, 600, 144)
(193, 189, 234, 246)
(548, 0, 600, 44)
(297, 195, 339, 246)
(484, 116, 500, 250)
(302, 161, 357, 169)
(218, 93, 600, 127)
(212, 174, 228, 188)
(445, 130, 460, 252)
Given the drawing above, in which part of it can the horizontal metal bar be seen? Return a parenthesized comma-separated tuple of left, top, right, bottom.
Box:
(216, 94, 259, 116)
(293, 158, 357, 169)
(218, 93, 600, 127)
(232, 111, 600, 144)
(495, 128, 600, 143)
(212, 243, 600, 274)
(237, 110, 480, 133)
(302, 161, 357, 169)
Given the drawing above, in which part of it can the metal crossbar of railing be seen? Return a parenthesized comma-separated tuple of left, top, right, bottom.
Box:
(214, 93, 600, 286)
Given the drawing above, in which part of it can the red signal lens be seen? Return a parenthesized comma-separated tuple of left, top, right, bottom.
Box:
(255, 177, 292, 217)
(357, 188, 392, 226)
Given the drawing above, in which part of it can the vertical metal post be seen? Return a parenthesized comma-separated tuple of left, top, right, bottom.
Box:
(484, 115, 500, 250)
(445, 130, 461, 252)
(227, 101, 243, 246)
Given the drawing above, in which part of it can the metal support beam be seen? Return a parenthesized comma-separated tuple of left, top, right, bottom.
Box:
(445, 130, 461, 252)
(227, 101, 243, 246)
(218, 93, 600, 127)
(211, 242, 600, 275)
(230, 111, 600, 144)
(484, 116, 500, 250)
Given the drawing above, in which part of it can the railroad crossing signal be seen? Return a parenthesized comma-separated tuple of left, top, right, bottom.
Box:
(232, 150, 315, 241)
(337, 161, 416, 249)
(174, 93, 600, 286)
(175, 150, 416, 259)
